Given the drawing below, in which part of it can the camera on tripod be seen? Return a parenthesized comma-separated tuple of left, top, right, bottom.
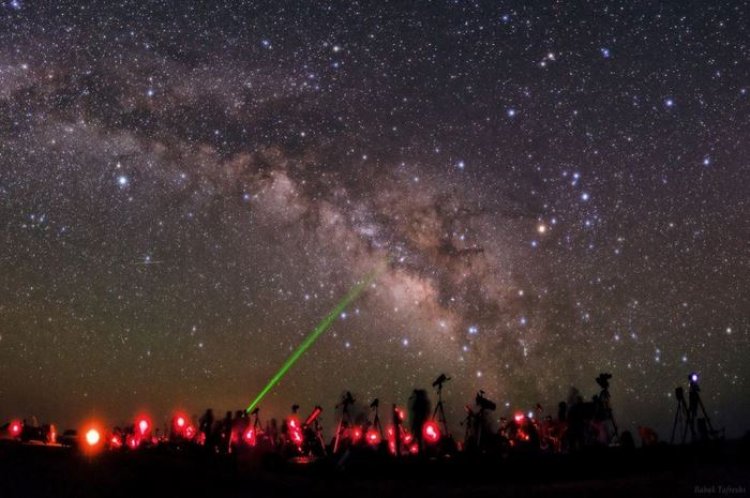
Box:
(337, 391, 355, 408)
(432, 373, 451, 389)
(595, 373, 612, 390)
(475, 390, 496, 411)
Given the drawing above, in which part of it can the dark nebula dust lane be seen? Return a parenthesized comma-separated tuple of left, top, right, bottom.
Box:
(0, 1, 748, 437)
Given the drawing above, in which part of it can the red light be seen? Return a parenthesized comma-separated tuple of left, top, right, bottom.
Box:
(9, 420, 22, 437)
(136, 417, 150, 436)
(81, 421, 105, 454)
(176, 416, 186, 428)
(351, 427, 363, 443)
(286, 415, 303, 447)
(395, 407, 406, 421)
(366, 429, 381, 445)
(287, 415, 299, 429)
(85, 428, 101, 447)
(409, 443, 419, 454)
(402, 431, 413, 445)
(514, 412, 525, 424)
(185, 425, 196, 439)
(243, 427, 256, 447)
(422, 420, 441, 444)
(126, 435, 138, 449)
(110, 434, 122, 448)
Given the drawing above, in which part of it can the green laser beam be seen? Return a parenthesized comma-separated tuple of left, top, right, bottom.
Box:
(246, 266, 383, 414)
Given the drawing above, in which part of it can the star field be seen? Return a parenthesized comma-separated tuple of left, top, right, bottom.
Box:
(0, 1, 748, 437)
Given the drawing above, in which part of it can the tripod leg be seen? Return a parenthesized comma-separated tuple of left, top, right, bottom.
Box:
(697, 397, 716, 437)
(682, 401, 695, 444)
(333, 417, 344, 454)
(671, 403, 680, 444)
(609, 413, 619, 438)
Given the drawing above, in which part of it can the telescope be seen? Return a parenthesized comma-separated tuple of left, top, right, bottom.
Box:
(475, 390, 496, 411)
(337, 391, 355, 408)
(595, 372, 612, 390)
(303, 406, 322, 428)
(432, 373, 451, 389)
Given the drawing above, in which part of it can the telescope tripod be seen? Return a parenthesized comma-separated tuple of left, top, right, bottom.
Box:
(432, 382, 450, 438)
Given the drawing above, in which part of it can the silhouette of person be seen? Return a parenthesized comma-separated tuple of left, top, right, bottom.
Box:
(199, 409, 214, 450)
(231, 410, 245, 452)
(408, 389, 431, 449)
(220, 411, 232, 453)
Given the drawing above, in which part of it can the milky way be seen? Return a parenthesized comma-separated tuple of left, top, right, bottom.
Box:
(0, 2, 748, 437)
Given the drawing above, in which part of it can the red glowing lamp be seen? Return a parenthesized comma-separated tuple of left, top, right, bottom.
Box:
(243, 427, 256, 446)
(136, 416, 151, 436)
(402, 431, 413, 445)
(81, 420, 106, 454)
(395, 407, 406, 421)
(9, 420, 22, 437)
(185, 425, 196, 439)
(422, 420, 441, 444)
(126, 435, 138, 449)
(514, 412, 525, 424)
(85, 428, 101, 447)
(366, 428, 381, 446)
(351, 426, 363, 443)
(287, 415, 299, 429)
(110, 434, 122, 448)
(286, 415, 303, 447)
(176, 416, 186, 428)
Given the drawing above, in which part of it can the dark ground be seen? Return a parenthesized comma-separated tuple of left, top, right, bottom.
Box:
(1, 439, 748, 498)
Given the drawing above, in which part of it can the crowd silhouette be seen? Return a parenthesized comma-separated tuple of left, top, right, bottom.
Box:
(2, 372, 727, 464)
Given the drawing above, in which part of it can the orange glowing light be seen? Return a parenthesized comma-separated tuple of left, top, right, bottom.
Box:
(85, 428, 101, 447)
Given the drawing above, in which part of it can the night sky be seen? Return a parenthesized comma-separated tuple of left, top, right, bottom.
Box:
(0, 1, 748, 438)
